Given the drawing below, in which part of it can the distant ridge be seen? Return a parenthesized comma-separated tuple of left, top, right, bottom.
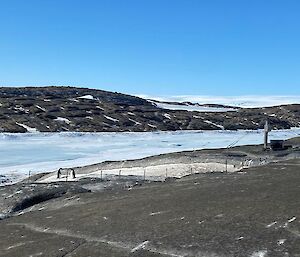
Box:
(136, 94, 300, 108)
(0, 86, 299, 132)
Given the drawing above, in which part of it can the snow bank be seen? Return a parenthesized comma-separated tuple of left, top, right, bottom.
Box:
(39, 162, 239, 183)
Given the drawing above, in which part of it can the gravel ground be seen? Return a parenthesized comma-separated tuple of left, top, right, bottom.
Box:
(0, 140, 300, 257)
(0, 158, 299, 256)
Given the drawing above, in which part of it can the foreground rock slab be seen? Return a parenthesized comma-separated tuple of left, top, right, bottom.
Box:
(0, 158, 300, 257)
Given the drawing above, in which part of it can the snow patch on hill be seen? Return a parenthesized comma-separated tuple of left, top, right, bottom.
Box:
(104, 115, 119, 122)
(78, 95, 95, 100)
(55, 117, 71, 124)
(15, 123, 38, 133)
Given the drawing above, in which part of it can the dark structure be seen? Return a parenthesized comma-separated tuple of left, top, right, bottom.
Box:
(270, 140, 286, 151)
(57, 168, 62, 178)
(71, 169, 76, 179)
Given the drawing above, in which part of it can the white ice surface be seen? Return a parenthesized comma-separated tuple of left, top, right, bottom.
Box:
(152, 101, 236, 112)
(137, 95, 300, 108)
(1, 128, 300, 183)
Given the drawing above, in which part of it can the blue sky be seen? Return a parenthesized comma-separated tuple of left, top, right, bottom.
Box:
(0, 0, 300, 96)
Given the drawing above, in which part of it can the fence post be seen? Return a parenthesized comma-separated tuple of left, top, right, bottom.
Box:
(100, 170, 103, 180)
(119, 170, 121, 179)
(143, 168, 146, 181)
(165, 168, 168, 178)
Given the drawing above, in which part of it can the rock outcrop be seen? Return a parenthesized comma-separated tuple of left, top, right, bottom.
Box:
(0, 86, 299, 132)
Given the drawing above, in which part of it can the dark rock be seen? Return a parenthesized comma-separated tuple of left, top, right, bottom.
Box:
(0, 86, 299, 132)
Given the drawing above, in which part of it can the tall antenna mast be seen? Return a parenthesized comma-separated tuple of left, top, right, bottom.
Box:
(264, 120, 269, 150)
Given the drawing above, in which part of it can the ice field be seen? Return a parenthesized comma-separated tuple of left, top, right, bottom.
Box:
(1, 128, 300, 183)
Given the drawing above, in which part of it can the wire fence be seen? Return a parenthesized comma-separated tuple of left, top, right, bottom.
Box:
(50, 156, 262, 183)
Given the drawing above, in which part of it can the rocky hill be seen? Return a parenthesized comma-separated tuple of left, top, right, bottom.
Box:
(0, 86, 299, 132)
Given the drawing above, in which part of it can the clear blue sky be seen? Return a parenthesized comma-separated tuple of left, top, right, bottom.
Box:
(0, 0, 300, 96)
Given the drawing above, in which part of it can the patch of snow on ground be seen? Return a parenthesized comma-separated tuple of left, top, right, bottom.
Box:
(96, 106, 104, 110)
(250, 250, 268, 257)
(54, 117, 71, 124)
(266, 221, 277, 228)
(104, 115, 119, 122)
(204, 120, 224, 130)
(277, 239, 286, 245)
(15, 123, 38, 133)
(149, 211, 164, 216)
(14, 106, 29, 113)
(288, 217, 296, 223)
(164, 114, 172, 119)
(129, 118, 141, 125)
(193, 115, 202, 119)
(39, 162, 238, 183)
(78, 95, 94, 100)
(131, 241, 149, 253)
(35, 105, 46, 112)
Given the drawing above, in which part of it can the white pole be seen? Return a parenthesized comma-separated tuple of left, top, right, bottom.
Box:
(264, 120, 269, 150)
